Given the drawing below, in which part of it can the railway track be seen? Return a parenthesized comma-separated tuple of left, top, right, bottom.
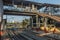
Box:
(7, 30, 20, 40)
(4, 30, 34, 40)
(12, 30, 33, 40)
(19, 30, 50, 40)
(22, 30, 60, 40)
(2, 30, 60, 40)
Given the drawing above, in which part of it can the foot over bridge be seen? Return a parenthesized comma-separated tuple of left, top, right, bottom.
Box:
(4, 9, 60, 22)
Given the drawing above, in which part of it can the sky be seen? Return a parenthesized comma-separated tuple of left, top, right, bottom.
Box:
(28, 0, 60, 4)
(3, 15, 30, 22)
(3, 0, 60, 22)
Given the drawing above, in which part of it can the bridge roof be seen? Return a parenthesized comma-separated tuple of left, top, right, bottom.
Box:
(3, 0, 60, 9)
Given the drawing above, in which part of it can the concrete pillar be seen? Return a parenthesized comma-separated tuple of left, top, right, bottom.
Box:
(30, 16, 33, 28)
(31, 17, 33, 28)
(2, 19, 6, 30)
(32, 4, 35, 12)
(44, 17, 48, 27)
(39, 18, 40, 27)
(36, 15, 39, 28)
(0, 0, 3, 30)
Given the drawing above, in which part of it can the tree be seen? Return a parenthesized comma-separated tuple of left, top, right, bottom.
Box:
(22, 19, 29, 28)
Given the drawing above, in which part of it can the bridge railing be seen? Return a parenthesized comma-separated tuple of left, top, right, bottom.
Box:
(3, 6, 60, 16)
(3, 6, 39, 13)
(3, 6, 24, 11)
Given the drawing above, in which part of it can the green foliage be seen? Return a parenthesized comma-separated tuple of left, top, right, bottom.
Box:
(21, 18, 29, 28)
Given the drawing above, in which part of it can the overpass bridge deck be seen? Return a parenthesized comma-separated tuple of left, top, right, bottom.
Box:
(4, 9, 60, 22)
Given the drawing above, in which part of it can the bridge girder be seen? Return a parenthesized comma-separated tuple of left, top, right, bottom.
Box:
(3, 0, 60, 10)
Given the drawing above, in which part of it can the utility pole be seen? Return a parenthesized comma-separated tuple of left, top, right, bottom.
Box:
(0, 0, 3, 30)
